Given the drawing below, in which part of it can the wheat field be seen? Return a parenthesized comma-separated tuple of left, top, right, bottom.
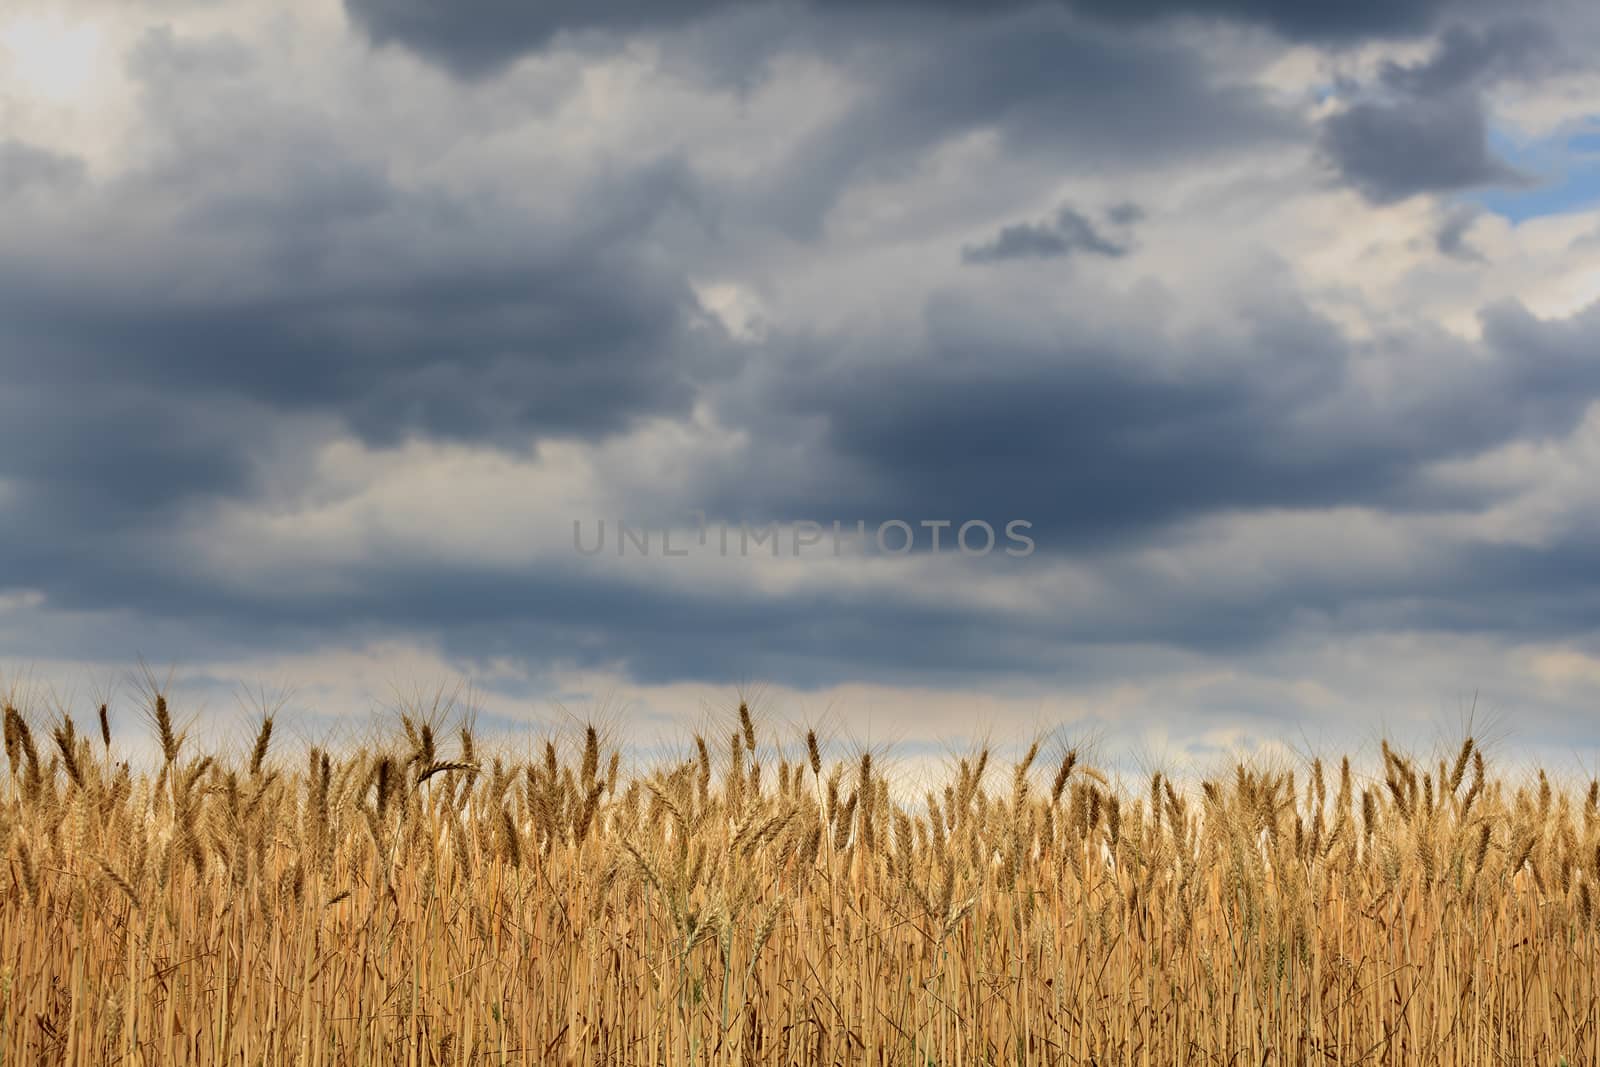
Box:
(1, 695, 1597, 1065)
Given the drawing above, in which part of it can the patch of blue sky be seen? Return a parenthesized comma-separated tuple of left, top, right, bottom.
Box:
(1466, 121, 1600, 222)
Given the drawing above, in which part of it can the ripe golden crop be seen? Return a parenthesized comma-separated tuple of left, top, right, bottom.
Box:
(2, 698, 1595, 1064)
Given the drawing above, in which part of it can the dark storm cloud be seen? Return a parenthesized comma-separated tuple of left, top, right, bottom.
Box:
(5, 241, 724, 450)
(0, 503, 1083, 687)
(6, 284, 1599, 687)
(0, 386, 266, 521)
(1318, 21, 1564, 203)
(962, 205, 1130, 263)
(0, 152, 729, 512)
(694, 292, 1600, 554)
(5, 0, 1599, 700)
(0, 39, 735, 660)
(343, 0, 1482, 79)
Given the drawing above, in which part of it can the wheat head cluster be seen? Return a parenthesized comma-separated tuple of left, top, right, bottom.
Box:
(1, 693, 1598, 1066)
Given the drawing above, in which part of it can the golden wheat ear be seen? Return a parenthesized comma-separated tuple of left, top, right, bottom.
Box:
(4, 710, 1597, 1062)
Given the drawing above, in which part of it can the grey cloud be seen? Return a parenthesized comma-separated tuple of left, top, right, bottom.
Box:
(347, 7, 1300, 244)
(1377, 20, 1558, 96)
(343, 0, 1483, 79)
(127, 25, 256, 83)
(1318, 20, 1565, 203)
(0, 158, 727, 467)
(6, 292, 1599, 691)
(692, 292, 1600, 556)
(0, 142, 87, 197)
(962, 205, 1129, 263)
(1072, 0, 1464, 41)
(1477, 298, 1600, 409)
(1321, 93, 1526, 203)
(3, 253, 723, 458)
(742, 14, 1297, 238)
(0, 34, 754, 692)
(1105, 202, 1145, 226)
(6, 0, 1600, 703)
(0, 509, 1080, 688)
(1435, 204, 1485, 260)
(0, 386, 268, 521)
(0, 52, 733, 643)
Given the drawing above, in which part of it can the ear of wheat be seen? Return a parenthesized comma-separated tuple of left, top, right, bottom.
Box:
(0, 704, 1591, 1065)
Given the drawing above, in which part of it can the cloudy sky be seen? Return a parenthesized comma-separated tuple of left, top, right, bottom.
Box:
(3, 0, 1600, 768)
